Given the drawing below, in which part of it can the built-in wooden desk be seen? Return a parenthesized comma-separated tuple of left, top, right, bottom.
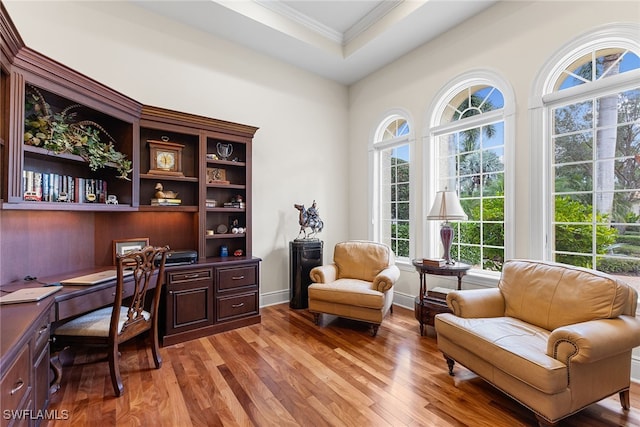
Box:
(0, 292, 56, 426)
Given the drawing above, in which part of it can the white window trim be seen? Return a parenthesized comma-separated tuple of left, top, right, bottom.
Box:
(529, 22, 640, 260)
(423, 69, 516, 271)
(368, 108, 416, 263)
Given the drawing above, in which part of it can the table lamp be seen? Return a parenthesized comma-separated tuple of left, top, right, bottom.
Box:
(427, 189, 467, 264)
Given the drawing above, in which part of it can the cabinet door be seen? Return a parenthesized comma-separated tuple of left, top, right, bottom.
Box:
(164, 269, 214, 336)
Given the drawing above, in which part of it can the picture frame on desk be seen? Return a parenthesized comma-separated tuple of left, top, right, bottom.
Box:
(113, 238, 149, 266)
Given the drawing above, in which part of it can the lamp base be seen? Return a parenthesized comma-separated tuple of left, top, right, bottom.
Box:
(440, 223, 455, 265)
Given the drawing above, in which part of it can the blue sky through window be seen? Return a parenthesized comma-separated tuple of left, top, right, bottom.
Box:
(559, 51, 640, 90)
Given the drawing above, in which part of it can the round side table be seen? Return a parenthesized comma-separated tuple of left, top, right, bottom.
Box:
(412, 259, 471, 336)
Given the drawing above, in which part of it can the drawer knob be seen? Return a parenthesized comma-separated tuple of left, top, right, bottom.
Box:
(38, 325, 48, 335)
(10, 379, 25, 395)
(231, 302, 245, 308)
(183, 274, 199, 279)
(231, 275, 245, 280)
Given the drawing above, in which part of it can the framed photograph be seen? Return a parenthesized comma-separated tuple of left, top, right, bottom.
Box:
(206, 167, 229, 184)
(113, 238, 149, 265)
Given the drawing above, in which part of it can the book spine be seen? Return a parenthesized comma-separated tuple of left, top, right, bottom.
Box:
(42, 172, 49, 202)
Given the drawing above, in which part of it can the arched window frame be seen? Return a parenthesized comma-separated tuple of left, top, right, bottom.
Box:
(529, 23, 640, 261)
(425, 70, 515, 277)
(369, 109, 415, 263)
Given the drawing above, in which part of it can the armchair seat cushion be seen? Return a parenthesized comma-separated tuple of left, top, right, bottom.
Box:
(436, 315, 567, 394)
(308, 279, 384, 309)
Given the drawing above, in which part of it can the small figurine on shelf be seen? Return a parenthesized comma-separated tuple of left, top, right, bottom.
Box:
(152, 183, 181, 206)
(154, 182, 178, 199)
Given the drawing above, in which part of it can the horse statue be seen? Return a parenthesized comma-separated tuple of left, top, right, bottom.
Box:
(294, 201, 324, 239)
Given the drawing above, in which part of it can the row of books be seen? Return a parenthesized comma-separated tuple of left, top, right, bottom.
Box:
(151, 198, 182, 206)
(223, 201, 246, 209)
(23, 170, 108, 203)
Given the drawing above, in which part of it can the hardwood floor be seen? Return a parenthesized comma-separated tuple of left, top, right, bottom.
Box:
(45, 304, 640, 426)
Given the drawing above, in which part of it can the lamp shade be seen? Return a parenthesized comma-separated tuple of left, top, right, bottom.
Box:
(427, 190, 467, 221)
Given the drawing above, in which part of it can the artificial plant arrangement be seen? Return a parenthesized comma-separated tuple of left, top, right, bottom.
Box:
(23, 85, 132, 180)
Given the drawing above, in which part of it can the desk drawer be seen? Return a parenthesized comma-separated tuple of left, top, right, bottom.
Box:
(216, 265, 257, 292)
(216, 292, 258, 321)
(56, 281, 134, 320)
(168, 269, 212, 285)
(33, 311, 51, 356)
(0, 345, 30, 426)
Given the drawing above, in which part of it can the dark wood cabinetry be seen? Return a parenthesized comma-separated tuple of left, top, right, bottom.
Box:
(215, 260, 260, 322)
(0, 3, 258, 282)
(163, 267, 214, 346)
(162, 259, 261, 346)
(0, 304, 53, 427)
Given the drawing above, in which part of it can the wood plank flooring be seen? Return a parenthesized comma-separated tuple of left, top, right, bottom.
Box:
(45, 304, 640, 426)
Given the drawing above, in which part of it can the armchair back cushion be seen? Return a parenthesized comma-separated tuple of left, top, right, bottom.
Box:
(499, 259, 637, 331)
(334, 240, 395, 282)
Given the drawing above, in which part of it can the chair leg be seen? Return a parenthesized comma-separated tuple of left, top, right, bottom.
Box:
(370, 324, 379, 337)
(109, 342, 124, 397)
(620, 389, 630, 410)
(151, 330, 162, 369)
(535, 414, 557, 427)
(49, 355, 62, 394)
(444, 354, 455, 376)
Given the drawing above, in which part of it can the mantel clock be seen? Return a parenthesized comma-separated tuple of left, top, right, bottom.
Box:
(148, 138, 185, 176)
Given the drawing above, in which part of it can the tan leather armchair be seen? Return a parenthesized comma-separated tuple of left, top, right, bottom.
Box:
(308, 240, 400, 336)
(435, 259, 640, 426)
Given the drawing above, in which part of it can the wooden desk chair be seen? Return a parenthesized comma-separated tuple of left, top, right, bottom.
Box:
(53, 245, 169, 397)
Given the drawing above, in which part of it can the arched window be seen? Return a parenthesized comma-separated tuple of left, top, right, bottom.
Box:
(535, 24, 640, 282)
(427, 71, 514, 272)
(371, 113, 413, 260)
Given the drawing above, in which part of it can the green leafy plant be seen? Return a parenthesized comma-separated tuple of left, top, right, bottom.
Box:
(23, 85, 132, 180)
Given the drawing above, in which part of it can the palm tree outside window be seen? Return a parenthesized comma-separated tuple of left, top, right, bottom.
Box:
(432, 83, 507, 272)
(546, 45, 640, 284)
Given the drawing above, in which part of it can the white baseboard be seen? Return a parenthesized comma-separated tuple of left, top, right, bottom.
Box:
(260, 289, 290, 307)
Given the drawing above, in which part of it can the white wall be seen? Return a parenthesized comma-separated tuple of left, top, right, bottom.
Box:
(347, 0, 640, 379)
(4, 0, 350, 305)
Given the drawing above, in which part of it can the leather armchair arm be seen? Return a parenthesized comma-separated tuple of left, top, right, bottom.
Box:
(373, 265, 400, 292)
(310, 264, 337, 284)
(446, 288, 505, 318)
(548, 316, 640, 364)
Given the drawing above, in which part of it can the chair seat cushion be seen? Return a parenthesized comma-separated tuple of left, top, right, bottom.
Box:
(436, 314, 568, 394)
(55, 306, 150, 337)
(308, 279, 384, 309)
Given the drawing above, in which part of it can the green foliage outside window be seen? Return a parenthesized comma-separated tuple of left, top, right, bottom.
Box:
(554, 196, 618, 268)
(391, 223, 410, 257)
